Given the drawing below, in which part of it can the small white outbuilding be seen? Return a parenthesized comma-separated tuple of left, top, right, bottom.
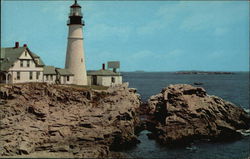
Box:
(87, 64, 122, 87)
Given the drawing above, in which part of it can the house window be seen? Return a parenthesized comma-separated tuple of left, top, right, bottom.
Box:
(20, 60, 23, 67)
(17, 72, 20, 80)
(25, 52, 27, 56)
(81, 58, 83, 63)
(35, 59, 39, 64)
(36, 72, 40, 80)
(29, 72, 33, 80)
(50, 75, 53, 81)
(46, 75, 48, 81)
(67, 76, 70, 81)
(27, 60, 30, 67)
(111, 77, 115, 83)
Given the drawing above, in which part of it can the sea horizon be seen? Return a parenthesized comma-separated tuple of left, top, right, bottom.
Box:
(121, 71, 250, 73)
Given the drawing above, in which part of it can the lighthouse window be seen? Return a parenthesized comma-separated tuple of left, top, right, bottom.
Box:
(70, 8, 82, 16)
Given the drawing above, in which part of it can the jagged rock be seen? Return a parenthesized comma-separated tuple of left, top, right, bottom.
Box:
(147, 84, 250, 146)
(18, 141, 33, 155)
(0, 83, 141, 157)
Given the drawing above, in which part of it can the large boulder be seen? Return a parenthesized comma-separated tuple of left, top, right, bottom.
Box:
(147, 84, 250, 145)
(0, 83, 141, 157)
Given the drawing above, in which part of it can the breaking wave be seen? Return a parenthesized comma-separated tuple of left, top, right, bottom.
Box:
(237, 129, 250, 137)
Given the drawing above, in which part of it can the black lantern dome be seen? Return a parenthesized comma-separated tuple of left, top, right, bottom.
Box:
(67, 0, 84, 26)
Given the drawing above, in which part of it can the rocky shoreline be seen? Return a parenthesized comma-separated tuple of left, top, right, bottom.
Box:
(0, 83, 249, 157)
(0, 83, 141, 157)
(144, 84, 250, 146)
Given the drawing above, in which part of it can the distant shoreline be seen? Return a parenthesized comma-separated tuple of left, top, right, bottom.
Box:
(121, 71, 249, 74)
(175, 71, 235, 75)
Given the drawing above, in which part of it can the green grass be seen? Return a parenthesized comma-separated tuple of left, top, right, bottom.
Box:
(0, 82, 108, 91)
(64, 84, 108, 91)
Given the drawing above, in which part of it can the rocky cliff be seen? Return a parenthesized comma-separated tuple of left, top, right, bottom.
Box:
(146, 84, 250, 146)
(0, 83, 141, 157)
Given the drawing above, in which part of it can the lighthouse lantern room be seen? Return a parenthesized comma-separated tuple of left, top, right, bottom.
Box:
(67, 0, 84, 25)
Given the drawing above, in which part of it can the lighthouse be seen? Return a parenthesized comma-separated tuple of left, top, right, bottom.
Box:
(65, 0, 87, 85)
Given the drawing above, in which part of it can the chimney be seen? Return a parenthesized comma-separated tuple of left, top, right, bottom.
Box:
(15, 42, 19, 48)
(23, 44, 27, 47)
(102, 63, 105, 70)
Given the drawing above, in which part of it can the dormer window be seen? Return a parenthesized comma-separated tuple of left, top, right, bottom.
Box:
(25, 52, 27, 56)
(35, 59, 39, 64)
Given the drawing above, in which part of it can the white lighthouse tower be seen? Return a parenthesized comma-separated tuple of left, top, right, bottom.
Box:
(65, 0, 87, 85)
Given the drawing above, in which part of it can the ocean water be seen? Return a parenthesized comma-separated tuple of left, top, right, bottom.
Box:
(122, 72, 250, 159)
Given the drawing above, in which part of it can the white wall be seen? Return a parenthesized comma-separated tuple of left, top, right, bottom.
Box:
(43, 74, 57, 84)
(60, 75, 73, 84)
(87, 76, 92, 85)
(88, 75, 122, 86)
(115, 76, 123, 85)
(97, 76, 104, 86)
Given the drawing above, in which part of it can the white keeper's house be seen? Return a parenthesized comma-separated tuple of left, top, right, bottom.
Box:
(0, 42, 74, 85)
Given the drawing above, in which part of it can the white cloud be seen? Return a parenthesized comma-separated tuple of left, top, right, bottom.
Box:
(166, 49, 183, 57)
(41, 2, 70, 22)
(84, 2, 106, 22)
(86, 23, 132, 41)
(135, 1, 247, 35)
(180, 13, 213, 31)
(136, 20, 166, 35)
(129, 49, 183, 61)
(209, 50, 224, 59)
(214, 27, 229, 36)
(179, 1, 247, 32)
(130, 50, 154, 59)
(135, 3, 178, 35)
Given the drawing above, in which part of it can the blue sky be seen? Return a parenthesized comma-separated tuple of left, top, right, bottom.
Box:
(1, 1, 249, 71)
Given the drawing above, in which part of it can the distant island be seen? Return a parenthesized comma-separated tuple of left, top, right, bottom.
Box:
(175, 71, 234, 75)
(134, 70, 146, 73)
